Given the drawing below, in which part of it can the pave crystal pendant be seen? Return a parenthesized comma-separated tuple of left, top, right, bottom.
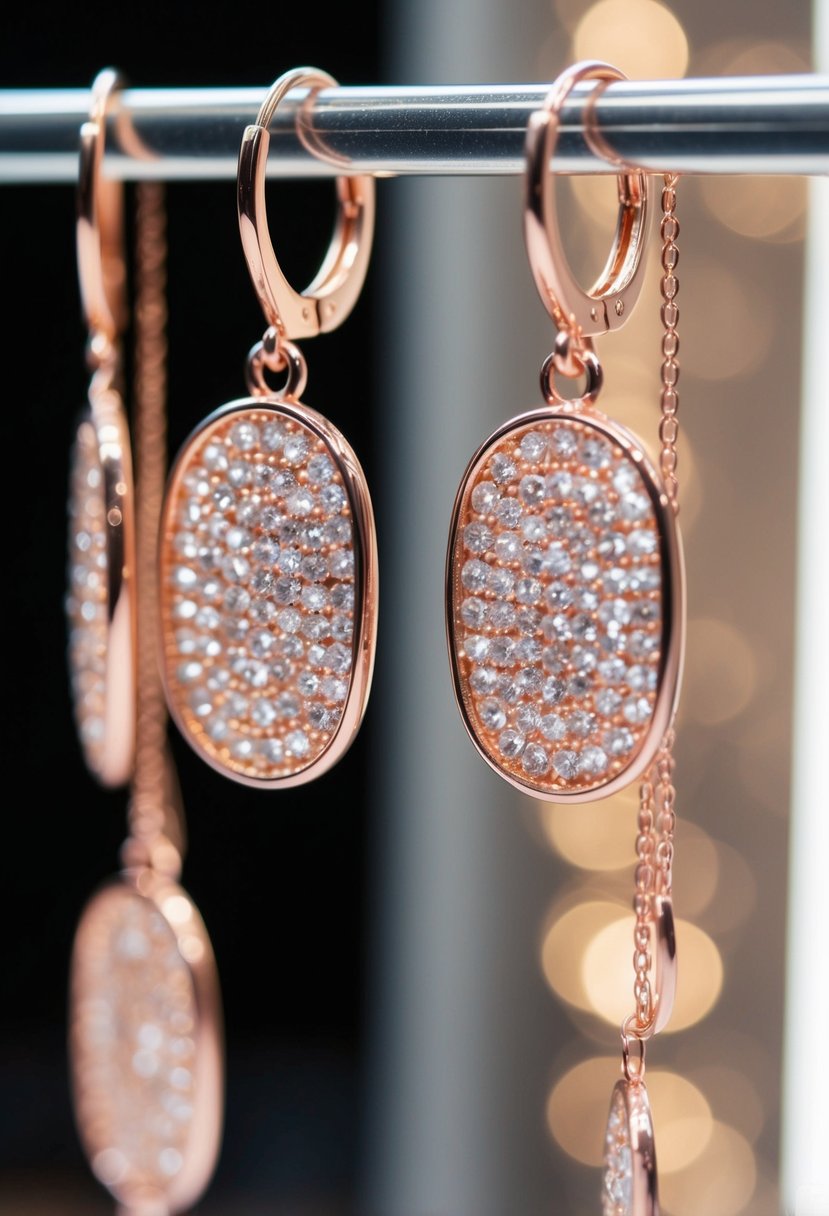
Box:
(159, 399, 377, 787)
(602, 1079, 658, 1216)
(447, 410, 683, 801)
(70, 871, 223, 1213)
(66, 394, 136, 786)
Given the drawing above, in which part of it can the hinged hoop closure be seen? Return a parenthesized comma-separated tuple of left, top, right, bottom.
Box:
(524, 61, 649, 340)
(237, 67, 376, 341)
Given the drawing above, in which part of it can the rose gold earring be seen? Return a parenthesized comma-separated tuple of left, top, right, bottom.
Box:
(68, 72, 223, 1214)
(67, 67, 136, 786)
(446, 61, 685, 804)
(159, 67, 378, 788)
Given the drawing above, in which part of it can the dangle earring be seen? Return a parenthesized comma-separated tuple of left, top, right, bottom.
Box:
(67, 67, 136, 786)
(446, 62, 684, 803)
(159, 67, 378, 788)
(68, 72, 223, 1214)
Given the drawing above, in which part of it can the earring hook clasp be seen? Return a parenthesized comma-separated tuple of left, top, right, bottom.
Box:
(524, 61, 650, 344)
(237, 67, 376, 343)
(77, 68, 127, 362)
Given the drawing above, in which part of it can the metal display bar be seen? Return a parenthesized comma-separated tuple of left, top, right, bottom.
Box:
(1, 74, 828, 182)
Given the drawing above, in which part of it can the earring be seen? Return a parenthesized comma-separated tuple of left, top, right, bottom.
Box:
(446, 61, 684, 803)
(67, 67, 136, 786)
(159, 67, 378, 788)
(68, 72, 223, 1214)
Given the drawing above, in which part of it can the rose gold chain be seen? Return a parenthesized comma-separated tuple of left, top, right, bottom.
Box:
(122, 181, 184, 877)
(659, 174, 680, 514)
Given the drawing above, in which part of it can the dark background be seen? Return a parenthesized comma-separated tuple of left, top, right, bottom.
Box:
(2, 3, 383, 1209)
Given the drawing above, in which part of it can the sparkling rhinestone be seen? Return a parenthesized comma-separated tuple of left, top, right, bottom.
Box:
(195, 605, 221, 630)
(546, 582, 573, 610)
(543, 613, 571, 641)
(542, 676, 566, 704)
(203, 442, 228, 471)
(259, 506, 283, 532)
(630, 631, 658, 658)
(581, 559, 600, 581)
(542, 645, 564, 673)
(260, 737, 285, 763)
(177, 661, 202, 683)
(581, 745, 609, 775)
(552, 750, 579, 779)
(629, 566, 660, 592)
(283, 434, 310, 465)
(631, 599, 660, 625)
(515, 577, 542, 605)
(320, 484, 347, 515)
(604, 726, 634, 755)
(466, 635, 490, 661)
(227, 461, 253, 488)
(489, 637, 515, 666)
(307, 453, 334, 484)
(460, 597, 488, 628)
(277, 607, 302, 633)
(479, 698, 506, 731)
(515, 637, 542, 662)
(250, 571, 275, 598)
(543, 544, 572, 576)
(329, 550, 354, 578)
(522, 743, 550, 776)
(276, 691, 300, 718)
(470, 666, 497, 694)
(599, 599, 632, 627)
(461, 559, 489, 592)
(519, 474, 546, 506)
(589, 501, 618, 528)
(322, 518, 351, 546)
(598, 658, 627, 684)
(212, 484, 234, 511)
(301, 615, 330, 641)
(229, 420, 259, 451)
(545, 504, 573, 534)
(261, 420, 286, 451)
(620, 491, 650, 522)
(581, 437, 611, 469)
(522, 547, 545, 577)
(490, 454, 518, 484)
(197, 545, 222, 573)
(573, 477, 599, 506)
(521, 515, 546, 542)
(613, 464, 636, 494)
(515, 666, 544, 694)
(517, 608, 541, 635)
(330, 581, 354, 609)
(498, 728, 525, 758)
(520, 431, 549, 461)
(285, 729, 310, 756)
(297, 671, 320, 697)
(627, 664, 657, 692)
(571, 645, 599, 672)
(331, 615, 353, 641)
(252, 538, 280, 565)
(471, 481, 500, 513)
(488, 601, 517, 630)
(301, 585, 330, 612)
(488, 567, 515, 596)
(308, 703, 340, 730)
(321, 675, 348, 701)
(464, 522, 494, 553)
(567, 710, 596, 738)
(515, 704, 541, 734)
(547, 471, 573, 499)
(273, 470, 298, 495)
(206, 714, 229, 741)
(494, 531, 521, 561)
(189, 687, 213, 717)
(325, 642, 352, 674)
(495, 498, 523, 528)
(274, 575, 301, 604)
(250, 629, 275, 658)
(285, 488, 314, 517)
(597, 532, 627, 559)
(277, 546, 302, 574)
(568, 674, 592, 697)
(270, 657, 293, 680)
(232, 657, 268, 688)
(496, 676, 520, 703)
(252, 698, 277, 727)
(540, 713, 566, 741)
(220, 554, 250, 583)
(572, 614, 598, 642)
(226, 691, 250, 718)
(227, 526, 251, 551)
(623, 694, 652, 724)
(307, 644, 327, 668)
(224, 585, 251, 613)
(603, 567, 630, 594)
(280, 636, 305, 659)
(173, 565, 198, 589)
(595, 688, 622, 716)
(551, 426, 578, 458)
(627, 529, 657, 556)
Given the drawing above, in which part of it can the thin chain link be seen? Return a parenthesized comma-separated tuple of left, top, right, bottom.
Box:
(627, 176, 681, 1039)
(122, 181, 184, 876)
(659, 174, 680, 514)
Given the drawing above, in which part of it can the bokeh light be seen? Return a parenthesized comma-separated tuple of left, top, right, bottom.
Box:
(581, 915, 723, 1031)
(699, 177, 807, 244)
(672, 822, 720, 918)
(685, 1064, 765, 1143)
(684, 618, 758, 726)
(647, 1070, 713, 1173)
(573, 0, 689, 78)
(680, 260, 773, 381)
(541, 899, 624, 1012)
(659, 1120, 757, 1216)
(539, 783, 639, 871)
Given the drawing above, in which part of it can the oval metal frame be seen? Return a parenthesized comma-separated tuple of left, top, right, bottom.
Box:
(446, 405, 684, 803)
(605, 1077, 659, 1216)
(159, 396, 378, 789)
(69, 869, 223, 1214)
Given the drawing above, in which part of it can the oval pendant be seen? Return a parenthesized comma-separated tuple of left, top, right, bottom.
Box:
(603, 1078, 658, 1216)
(69, 870, 223, 1213)
(447, 410, 683, 801)
(159, 399, 377, 787)
(66, 392, 136, 786)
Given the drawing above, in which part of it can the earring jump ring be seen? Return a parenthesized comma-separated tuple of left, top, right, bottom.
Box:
(237, 67, 376, 342)
(523, 60, 650, 341)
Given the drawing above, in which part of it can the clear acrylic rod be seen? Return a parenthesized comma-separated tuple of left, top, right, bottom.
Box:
(1, 75, 828, 183)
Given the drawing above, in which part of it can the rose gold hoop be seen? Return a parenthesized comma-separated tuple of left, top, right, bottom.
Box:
(77, 68, 126, 358)
(523, 61, 649, 341)
(237, 67, 376, 341)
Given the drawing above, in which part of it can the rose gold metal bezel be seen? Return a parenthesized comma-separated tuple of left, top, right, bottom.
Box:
(159, 397, 378, 789)
(69, 869, 224, 1213)
(609, 1078, 659, 1215)
(77, 390, 137, 786)
(446, 405, 685, 804)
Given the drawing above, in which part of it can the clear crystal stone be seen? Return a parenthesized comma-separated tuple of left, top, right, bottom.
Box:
(629, 630, 658, 658)
(250, 570, 275, 598)
(542, 676, 566, 704)
(307, 453, 334, 484)
(540, 713, 566, 741)
(595, 688, 622, 716)
(285, 729, 310, 756)
(320, 484, 347, 514)
(519, 474, 546, 506)
(522, 547, 545, 577)
(581, 745, 609, 775)
(520, 431, 549, 461)
(479, 698, 507, 731)
(494, 531, 521, 561)
(604, 726, 634, 755)
(274, 575, 301, 604)
(460, 597, 488, 628)
(623, 694, 652, 724)
(627, 664, 657, 692)
(276, 607, 302, 633)
(488, 601, 517, 630)
(620, 490, 650, 522)
(202, 442, 228, 471)
(498, 728, 525, 758)
(227, 460, 253, 488)
(471, 481, 500, 513)
(515, 577, 542, 605)
(521, 515, 547, 542)
(470, 666, 497, 694)
(283, 434, 310, 465)
(461, 559, 489, 592)
(522, 743, 550, 776)
(552, 749, 579, 779)
(488, 568, 515, 597)
(490, 454, 518, 484)
(495, 498, 522, 527)
(581, 437, 611, 469)
(546, 470, 573, 499)
(552, 426, 579, 457)
(464, 522, 494, 553)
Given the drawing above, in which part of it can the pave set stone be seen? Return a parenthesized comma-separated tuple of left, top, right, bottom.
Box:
(602, 1083, 635, 1215)
(161, 409, 357, 781)
(72, 888, 199, 1197)
(451, 417, 662, 795)
(67, 418, 109, 775)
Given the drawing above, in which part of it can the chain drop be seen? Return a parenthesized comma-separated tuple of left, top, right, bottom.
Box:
(659, 174, 680, 514)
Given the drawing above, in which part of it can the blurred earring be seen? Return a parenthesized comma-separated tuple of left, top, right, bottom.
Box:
(159, 67, 378, 788)
(68, 72, 223, 1214)
(67, 66, 136, 786)
(446, 61, 684, 805)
